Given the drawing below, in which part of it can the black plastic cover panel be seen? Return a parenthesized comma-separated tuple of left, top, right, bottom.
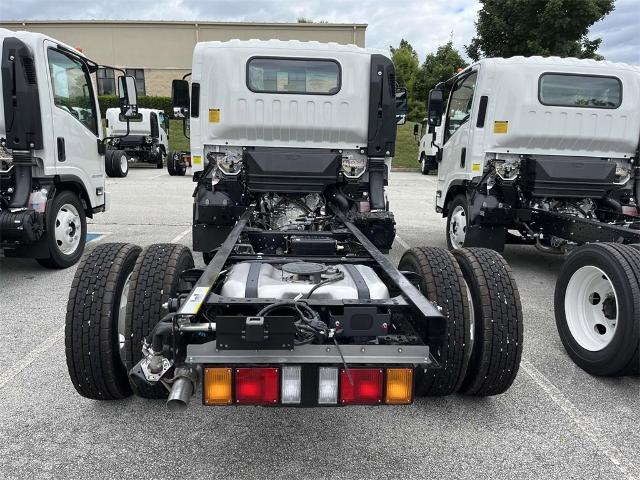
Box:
(244, 147, 340, 193)
(521, 156, 617, 198)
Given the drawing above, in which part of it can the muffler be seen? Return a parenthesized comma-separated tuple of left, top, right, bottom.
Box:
(166, 367, 198, 411)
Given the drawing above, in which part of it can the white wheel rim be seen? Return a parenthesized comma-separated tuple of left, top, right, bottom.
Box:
(117, 272, 132, 363)
(565, 266, 618, 351)
(449, 205, 467, 249)
(120, 154, 128, 173)
(421, 158, 426, 173)
(54, 203, 81, 255)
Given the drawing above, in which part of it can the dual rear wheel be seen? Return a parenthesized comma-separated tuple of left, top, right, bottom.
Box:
(399, 246, 523, 397)
(65, 242, 194, 400)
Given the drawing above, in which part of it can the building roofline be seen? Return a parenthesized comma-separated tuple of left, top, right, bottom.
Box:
(0, 19, 367, 28)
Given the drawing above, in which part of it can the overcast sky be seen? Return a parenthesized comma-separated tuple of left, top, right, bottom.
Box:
(2, 0, 639, 64)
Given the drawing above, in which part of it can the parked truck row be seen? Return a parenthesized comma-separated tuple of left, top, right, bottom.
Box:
(0, 29, 636, 414)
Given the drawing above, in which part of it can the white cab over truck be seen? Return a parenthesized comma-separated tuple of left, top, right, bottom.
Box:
(428, 56, 640, 252)
(105, 107, 169, 175)
(65, 40, 524, 411)
(414, 119, 442, 174)
(0, 28, 139, 267)
(427, 57, 640, 377)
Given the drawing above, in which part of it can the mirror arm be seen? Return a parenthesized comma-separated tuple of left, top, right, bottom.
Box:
(182, 117, 190, 140)
(102, 118, 132, 143)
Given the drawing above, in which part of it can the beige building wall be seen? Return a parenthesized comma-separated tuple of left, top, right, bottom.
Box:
(0, 21, 367, 95)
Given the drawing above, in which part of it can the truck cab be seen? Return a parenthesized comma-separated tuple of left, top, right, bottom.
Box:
(105, 107, 169, 172)
(0, 28, 137, 267)
(428, 57, 640, 251)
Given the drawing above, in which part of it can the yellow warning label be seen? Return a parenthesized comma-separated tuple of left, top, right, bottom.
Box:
(493, 121, 508, 134)
(209, 109, 220, 123)
(472, 163, 481, 172)
(192, 155, 202, 166)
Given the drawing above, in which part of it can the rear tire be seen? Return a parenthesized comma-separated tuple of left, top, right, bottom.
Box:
(104, 150, 116, 177)
(167, 151, 177, 176)
(554, 243, 639, 376)
(399, 247, 471, 396)
(65, 243, 141, 399)
(110, 150, 129, 178)
(453, 248, 523, 396)
(125, 243, 195, 398)
(154, 148, 164, 169)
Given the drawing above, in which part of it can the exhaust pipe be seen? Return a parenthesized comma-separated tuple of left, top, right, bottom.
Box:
(166, 367, 197, 411)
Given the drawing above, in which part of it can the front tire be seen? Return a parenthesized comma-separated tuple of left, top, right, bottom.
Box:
(65, 243, 141, 399)
(399, 247, 471, 396)
(125, 243, 195, 398)
(554, 243, 639, 376)
(36, 190, 86, 269)
(420, 154, 429, 175)
(446, 195, 468, 250)
(453, 248, 524, 396)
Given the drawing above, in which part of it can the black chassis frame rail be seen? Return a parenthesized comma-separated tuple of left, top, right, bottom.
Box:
(527, 209, 640, 244)
(172, 204, 444, 367)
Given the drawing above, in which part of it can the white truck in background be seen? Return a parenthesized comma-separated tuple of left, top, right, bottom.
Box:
(414, 119, 442, 174)
(426, 56, 640, 377)
(105, 107, 169, 176)
(0, 28, 138, 268)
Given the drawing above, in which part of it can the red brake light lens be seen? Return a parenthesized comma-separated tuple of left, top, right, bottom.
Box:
(235, 368, 279, 405)
(339, 368, 383, 405)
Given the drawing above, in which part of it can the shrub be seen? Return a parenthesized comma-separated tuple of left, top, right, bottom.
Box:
(98, 96, 172, 117)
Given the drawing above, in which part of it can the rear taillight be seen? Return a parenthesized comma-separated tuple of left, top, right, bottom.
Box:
(203, 367, 233, 405)
(340, 368, 383, 405)
(235, 367, 279, 405)
(385, 368, 413, 404)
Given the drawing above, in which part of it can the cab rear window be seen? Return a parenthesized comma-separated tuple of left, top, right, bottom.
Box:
(247, 57, 341, 95)
(539, 73, 622, 108)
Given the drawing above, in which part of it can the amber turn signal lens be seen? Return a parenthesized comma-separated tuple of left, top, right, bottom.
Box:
(385, 368, 413, 404)
(203, 367, 233, 405)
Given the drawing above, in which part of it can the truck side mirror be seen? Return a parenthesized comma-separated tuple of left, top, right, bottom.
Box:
(172, 79, 190, 118)
(413, 123, 419, 140)
(395, 87, 408, 125)
(427, 89, 444, 127)
(118, 75, 138, 119)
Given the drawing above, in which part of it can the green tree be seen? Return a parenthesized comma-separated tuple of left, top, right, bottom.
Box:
(466, 0, 614, 61)
(414, 42, 468, 117)
(390, 39, 421, 120)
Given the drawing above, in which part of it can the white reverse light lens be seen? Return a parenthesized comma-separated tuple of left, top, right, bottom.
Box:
(318, 367, 338, 405)
(281, 366, 302, 405)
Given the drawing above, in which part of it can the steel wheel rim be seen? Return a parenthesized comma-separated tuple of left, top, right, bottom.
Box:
(120, 154, 128, 173)
(117, 272, 133, 365)
(449, 205, 467, 249)
(421, 157, 426, 173)
(54, 203, 81, 255)
(564, 265, 618, 351)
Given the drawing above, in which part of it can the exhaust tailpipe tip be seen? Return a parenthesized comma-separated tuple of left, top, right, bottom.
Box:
(166, 375, 195, 411)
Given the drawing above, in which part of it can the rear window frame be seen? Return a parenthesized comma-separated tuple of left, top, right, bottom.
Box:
(246, 56, 342, 96)
(537, 72, 623, 109)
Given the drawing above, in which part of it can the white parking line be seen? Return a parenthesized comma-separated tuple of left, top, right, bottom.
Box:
(149, 173, 166, 180)
(0, 327, 64, 390)
(170, 227, 191, 243)
(520, 359, 639, 480)
(394, 234, 411, 251)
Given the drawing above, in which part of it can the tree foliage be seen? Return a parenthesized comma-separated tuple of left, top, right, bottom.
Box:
(466, 0, 615, 61)
(391, 39, 467, 121)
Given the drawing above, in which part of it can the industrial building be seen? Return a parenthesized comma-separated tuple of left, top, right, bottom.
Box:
(0, 20, 367, 96)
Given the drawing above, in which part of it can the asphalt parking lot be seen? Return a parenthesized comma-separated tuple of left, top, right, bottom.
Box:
(1, 168, 638, 480)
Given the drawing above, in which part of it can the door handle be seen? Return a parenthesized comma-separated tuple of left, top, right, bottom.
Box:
(57, 137, 66, 162)
(460, 147, 466, 168)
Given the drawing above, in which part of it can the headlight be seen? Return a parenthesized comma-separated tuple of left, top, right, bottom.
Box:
(493, 157, 521, 180)
(614, 161, 631, 185)
(145, 137, 153, 144)
(112, 138, 120, 145)
(217, 153, 242, 175)
(341, 155, 366, 178)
